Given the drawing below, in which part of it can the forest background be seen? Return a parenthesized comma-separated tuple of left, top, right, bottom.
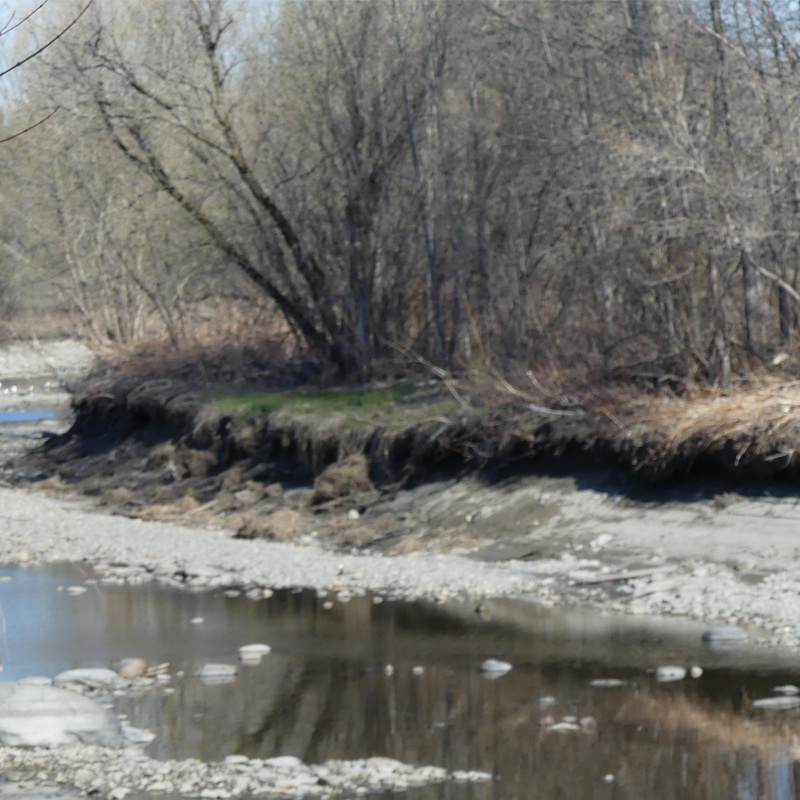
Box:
(1, 0, 798, 397)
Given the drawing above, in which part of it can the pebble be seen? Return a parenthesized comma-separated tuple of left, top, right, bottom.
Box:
(752, 696, 800, 710)
(701, 625, 748, 642)
(65, 586, 87, 596)
(347, 509, 360, 521)
(190, 617, 204, 625)
(411, 666, 425, 676)
(195, 664, 238, 680)
(689, 666, 703, 679)
(655, 665, 687, 683)
(116, 658, 148, 680)
(589, 678, 626, 688)
(479, 659, 512, 676)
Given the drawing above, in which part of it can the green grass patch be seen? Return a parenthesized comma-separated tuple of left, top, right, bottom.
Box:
(206, 382, 419, 418)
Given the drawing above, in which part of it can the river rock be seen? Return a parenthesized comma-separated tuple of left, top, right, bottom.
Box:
(238, 644, 271, 665)
(752, 696, 800, 710)
(195, 663, 238, 681)
(701, 625, 748, 643)
(239, 643, 271, 657)
(53, 668, 130, 691)
(479, 659, 512, 678)
(589, 678, 626, 688)
(774, 685, 800, 695)
(116, 658, 148, 680)
(264, 756, 304, 769)
(0, 683, 125, 746)
(655, 665, 687, 683)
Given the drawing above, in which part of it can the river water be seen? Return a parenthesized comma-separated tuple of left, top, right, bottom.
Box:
(0, 564, 798, 799)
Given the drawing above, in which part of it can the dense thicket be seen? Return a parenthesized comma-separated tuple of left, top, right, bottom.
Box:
(4, 0, 800, 381)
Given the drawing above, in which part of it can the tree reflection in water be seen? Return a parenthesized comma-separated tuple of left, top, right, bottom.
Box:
(3, 564, 800, 800)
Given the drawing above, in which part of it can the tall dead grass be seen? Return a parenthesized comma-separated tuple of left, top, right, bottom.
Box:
(93, 299, 301, 386)
(630, 377, 800, 463)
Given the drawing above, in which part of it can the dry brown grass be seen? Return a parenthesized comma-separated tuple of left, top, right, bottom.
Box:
(93, 299, 301, 387)
(628, 376, 800, 464)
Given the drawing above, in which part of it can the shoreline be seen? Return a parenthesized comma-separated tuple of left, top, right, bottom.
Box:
(2, 352, 800, 652)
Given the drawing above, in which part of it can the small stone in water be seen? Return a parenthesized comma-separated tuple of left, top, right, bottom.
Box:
(411, 666, 425, 676)
(384, 664, 395, 677)
(480, 659, 512, 676)
(239, 643, 271, 658)
(347, 509, 360, 521)
(774, 685, 800, 695)
(195, 663, 238, 680)
(655, 665, 687, 683)
(538, 696, 557, 707)
(602, 774, 615, 784)
(116, 657, 148, 680)
(752, 696, 800, 710)
(702, 625, 747, 643)
(589, 678, 626, 688)
(222, 589, 241, 598)
(690, 666, 704, 679)
(190, 617, 204, 625)
(65, 586, 87, 595)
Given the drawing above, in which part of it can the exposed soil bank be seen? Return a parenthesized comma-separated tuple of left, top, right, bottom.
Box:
(6, 369, 800, 653)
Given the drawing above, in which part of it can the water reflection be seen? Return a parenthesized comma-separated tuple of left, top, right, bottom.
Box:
(2, 564, 800, 798)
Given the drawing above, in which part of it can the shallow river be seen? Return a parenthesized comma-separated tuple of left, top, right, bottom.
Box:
(0, 564, 798, 799)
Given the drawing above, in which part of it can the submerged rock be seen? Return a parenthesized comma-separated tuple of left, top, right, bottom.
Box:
(774, 685, 800, 696)
(589, 678, 626, 688)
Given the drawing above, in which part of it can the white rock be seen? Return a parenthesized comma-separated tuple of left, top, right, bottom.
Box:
(0, 683, 125, 747)
(655, 665, 687, 683)
(774, 684, 800, 695)
(195, 663, 238, 680)
(53, 668, 130, 691)
(65, 586, 87, 596)
(479, 659, 512, 677)
(753, 696, 800, 710)
(589, 678, 626, 688)
(347, 509, 360, 521)
(689, 666, 704, 679)
(238, 644, 271, 659)
(264, 756, 303, 769)
(702, 625, 747, 643)
(190, 617, 204, 625)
